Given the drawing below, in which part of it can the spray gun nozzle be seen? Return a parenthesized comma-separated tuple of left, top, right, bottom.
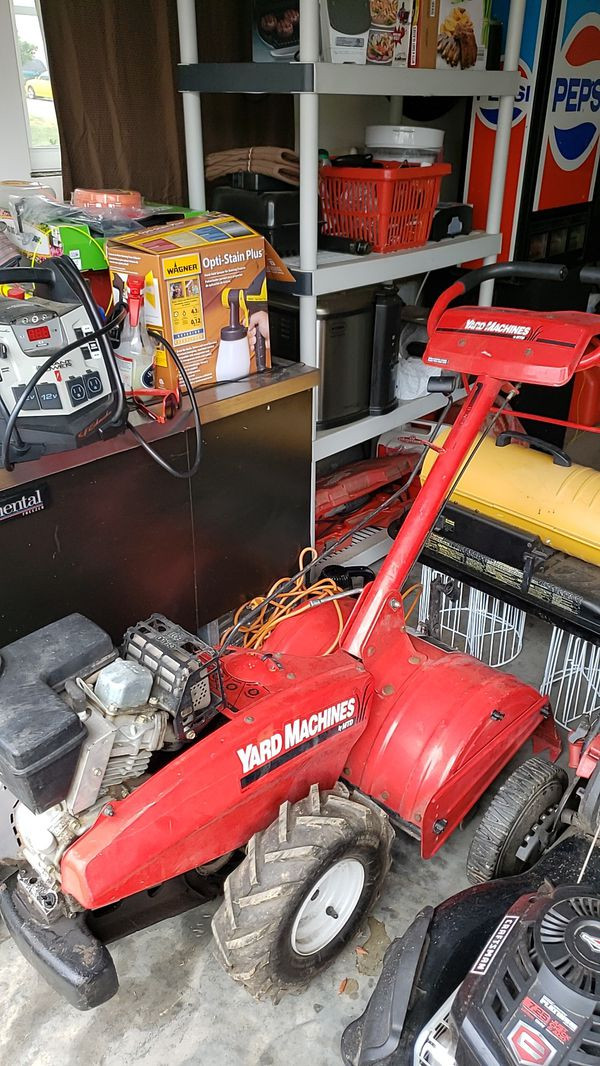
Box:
(221, 287, 247, 342)
(228, 289, 241, 327)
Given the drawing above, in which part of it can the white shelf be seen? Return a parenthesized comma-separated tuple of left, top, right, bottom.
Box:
(179, 63, 519, 100)
(284, 231, 502, 295)
(314, 389, 465, 461)
(326, 526, 394, 567)
(313, 64, 519, 98)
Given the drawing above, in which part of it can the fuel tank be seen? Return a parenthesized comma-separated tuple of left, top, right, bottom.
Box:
(422, 427, 600, 567)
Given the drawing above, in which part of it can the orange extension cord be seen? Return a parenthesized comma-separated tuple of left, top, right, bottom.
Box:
(221, 548, 422, 655)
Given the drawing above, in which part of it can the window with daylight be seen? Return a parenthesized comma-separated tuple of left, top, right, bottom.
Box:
(10, 0, 61, 174)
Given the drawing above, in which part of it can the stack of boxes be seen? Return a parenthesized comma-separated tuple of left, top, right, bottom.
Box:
(301, 1, 490, 68)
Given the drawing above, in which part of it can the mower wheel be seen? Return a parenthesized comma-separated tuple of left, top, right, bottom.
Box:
(212, 782, 393, 1000)
(466, 756, 568, 885)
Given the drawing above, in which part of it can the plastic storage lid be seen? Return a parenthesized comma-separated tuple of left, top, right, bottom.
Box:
(0, 180, 57, 209)
(365, 126, 444, 150)
(72, 187, 143, 209)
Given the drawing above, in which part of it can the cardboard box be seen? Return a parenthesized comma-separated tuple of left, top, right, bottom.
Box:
(0, 204, 197, 272)
(107, 214, 294, 390)
(364, 1, 414, 68)
(436, 0, 489, 70)
(409, 0, 440, 67)
(320, 0, 370, 64)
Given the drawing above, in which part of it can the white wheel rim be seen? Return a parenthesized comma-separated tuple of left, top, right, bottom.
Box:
(290, 857, 365, 956)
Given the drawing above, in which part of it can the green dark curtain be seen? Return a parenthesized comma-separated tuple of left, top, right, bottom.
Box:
(39, 0, 294, 204)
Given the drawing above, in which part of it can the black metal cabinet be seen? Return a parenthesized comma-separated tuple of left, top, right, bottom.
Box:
(0, 378, 313, 645)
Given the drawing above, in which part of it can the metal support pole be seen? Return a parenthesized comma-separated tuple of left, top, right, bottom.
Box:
(299, 1, 320, 543)
(299, 0, 319, 370)
(298, 0, 319, 374)
(177, 0, 206, 211)
(298, 97, 318, 373)
(389, 97, 404, 124)
(479, 0, 526, 306)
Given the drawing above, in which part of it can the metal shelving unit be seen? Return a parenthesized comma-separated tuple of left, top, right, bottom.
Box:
(179, 61, 519, 99)
(283, 231, 501, 296)
(315, 388, 466, 461)
(176, 0, 525, 564)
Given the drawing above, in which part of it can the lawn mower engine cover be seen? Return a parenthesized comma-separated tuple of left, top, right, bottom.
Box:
(418, 885, 600, 1065)
(0, 613, 220, 906)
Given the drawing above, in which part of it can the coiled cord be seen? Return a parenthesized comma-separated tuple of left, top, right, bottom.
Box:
(221, 551, 424, 656)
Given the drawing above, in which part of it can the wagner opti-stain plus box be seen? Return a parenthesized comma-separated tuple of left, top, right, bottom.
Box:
(107, 214, 294, 389)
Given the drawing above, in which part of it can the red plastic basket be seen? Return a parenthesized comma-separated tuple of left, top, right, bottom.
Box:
(319, 162, 451, 254)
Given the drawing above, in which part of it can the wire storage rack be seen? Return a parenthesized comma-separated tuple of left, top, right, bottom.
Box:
(418, 566, 527, 668)
(541, 628, 600, 729)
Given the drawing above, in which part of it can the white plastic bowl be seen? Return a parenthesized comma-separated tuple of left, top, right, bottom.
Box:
(365, 125, 444, 150)
(365, 125, 444, 166)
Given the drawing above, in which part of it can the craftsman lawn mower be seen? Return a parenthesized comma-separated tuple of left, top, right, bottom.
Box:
(1, 260, 595, 1013)
(341, 706, 600, 1066)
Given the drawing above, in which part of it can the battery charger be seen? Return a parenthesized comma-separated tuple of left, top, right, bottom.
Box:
(0, 258, 126, 465)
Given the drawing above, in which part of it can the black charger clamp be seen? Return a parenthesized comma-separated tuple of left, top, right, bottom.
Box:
(427, 374, 458, 395)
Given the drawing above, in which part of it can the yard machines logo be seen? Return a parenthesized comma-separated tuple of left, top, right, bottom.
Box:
(237, 697, 363, 788)
(462, 318, 531, 339)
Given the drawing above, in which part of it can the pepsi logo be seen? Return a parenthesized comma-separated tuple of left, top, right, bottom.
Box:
(550, 14, 600, 171)
(477, 60, 532, 131)
(507, 1022, 556, 1065)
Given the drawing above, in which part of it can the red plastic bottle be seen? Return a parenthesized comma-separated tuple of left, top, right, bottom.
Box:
(114, 274, 155, 392)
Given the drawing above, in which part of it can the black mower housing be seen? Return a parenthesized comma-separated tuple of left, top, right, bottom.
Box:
(341, 831, 600, 1066)
(451, 883, 600, 1065)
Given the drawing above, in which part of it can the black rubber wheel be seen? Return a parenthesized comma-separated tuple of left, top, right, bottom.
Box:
(26, 86, 35, 99)
(466, 756, 568, 885)
(212, 783, 393, 1000)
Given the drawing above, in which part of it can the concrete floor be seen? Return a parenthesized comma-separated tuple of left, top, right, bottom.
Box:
(0, 826, 474, 1066)
(0, 616, 557, 1066)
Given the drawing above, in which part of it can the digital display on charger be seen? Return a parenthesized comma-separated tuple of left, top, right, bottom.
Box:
(26, 325, 51, 341)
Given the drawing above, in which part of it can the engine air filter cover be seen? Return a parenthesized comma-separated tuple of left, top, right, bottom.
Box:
(538, 894, 600, 996)
(0, 615, 115, 813)
(123, 615, 224, 741)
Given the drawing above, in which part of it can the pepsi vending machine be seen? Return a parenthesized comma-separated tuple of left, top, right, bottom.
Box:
(465, 0, 600, 268)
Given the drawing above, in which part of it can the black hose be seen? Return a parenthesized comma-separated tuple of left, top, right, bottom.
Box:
(129, 330, 202, 480)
